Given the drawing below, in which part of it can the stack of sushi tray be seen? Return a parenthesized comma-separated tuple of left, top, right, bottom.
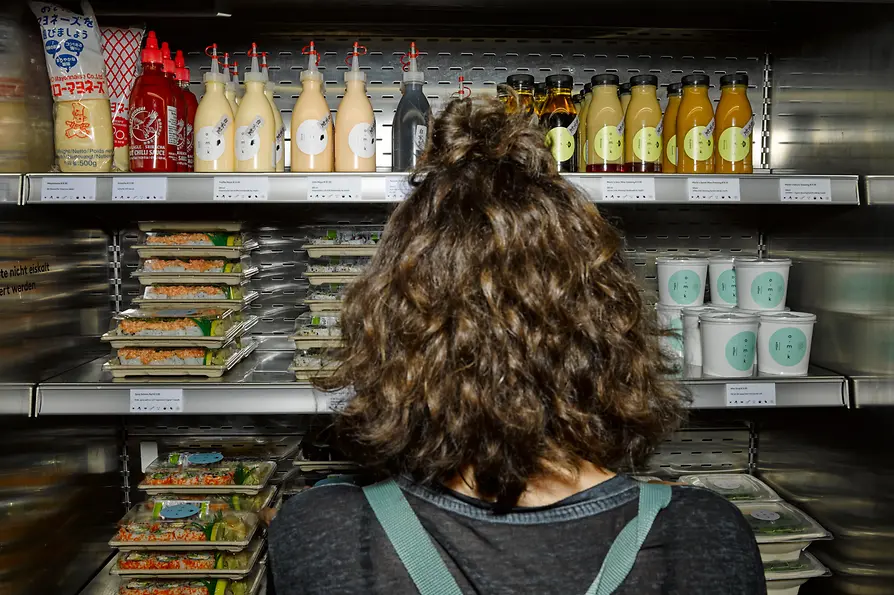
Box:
(101, 222, 261, 378)
(108, 451, 278, 595)
(290, 227, 382, 381)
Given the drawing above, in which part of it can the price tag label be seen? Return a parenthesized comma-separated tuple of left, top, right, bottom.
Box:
(385, 176, 411, 201)
(0, 177, 16, 203)
(602, 177, 656, 201)
(725, 383, 777, 407)
(687, 177, 741, 202)
(318, 386, 355, 412)
(130, 388, 184, 413)
(307, 176, 362, 201)
(780, 178, 832, 202)
(41, 177, 96, 202)
(113, 177, 167, 201)
(213, 176, 269, 201)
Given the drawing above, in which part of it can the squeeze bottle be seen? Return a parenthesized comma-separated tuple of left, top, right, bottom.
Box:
(290, 41, 334, 172)
(235, 43, 276, 172)
(161, 42, 186, 172)
(261, 52, 286, 172)
(335, 42, 376, 172)
(129, 31, 174, 172)
(194, 44, 235, 172)
(231, 61, 242, 106)
(223, 53, 240, 116)
(175, 50, 198, 172)
(392, 43, 431, 172)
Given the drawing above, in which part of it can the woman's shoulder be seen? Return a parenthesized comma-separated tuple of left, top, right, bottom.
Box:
(272, 479, 367, 536)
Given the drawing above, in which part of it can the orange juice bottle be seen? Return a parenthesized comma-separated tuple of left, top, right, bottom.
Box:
(661, 82, 682, 173)
(715, 73, 754, 174)
(677, 74, 715, 174)
(624, 75, 662, 173)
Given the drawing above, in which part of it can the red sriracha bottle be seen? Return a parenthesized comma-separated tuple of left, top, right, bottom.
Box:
(175, 50, 198, 172)
(129, 31, 175, 172)
(161, 42, 185, 172)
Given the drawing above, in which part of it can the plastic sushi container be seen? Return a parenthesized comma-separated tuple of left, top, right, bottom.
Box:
(302, 229, 382, 258)
(110, 505, 259, 551)
(143, 485, 278, 514)
(138, 453, 276, 495)
(765, 552, 831, 594)
(134, 285, 259, 309)
(111, 535, 265, 579)
(134, 232, 258, 260)
(678, 474, 781, 502)
(291, 313, 342, 349)
(139, 222, 243, 233)
(290, 348, 339, 381)
(104, 340, 257, 378)
(736, 501, 832, 562)
(116, 562, 265, 595)
(134, 262, 258, 286)
(304, 284, 347, 312)
(303, 257, 368, 285)
(102, 309, 256, 349)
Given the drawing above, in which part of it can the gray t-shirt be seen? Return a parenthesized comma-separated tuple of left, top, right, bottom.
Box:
(268, 474, 766, 594)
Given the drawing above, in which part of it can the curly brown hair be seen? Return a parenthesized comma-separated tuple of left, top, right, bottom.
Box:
(317, 97, 686, 507)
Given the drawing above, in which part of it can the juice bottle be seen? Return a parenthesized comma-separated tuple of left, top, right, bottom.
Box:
(174, 51, 198, 172)
(223, 53, 239, 116)
(291, 41, 334, 172)
(129, 31, 174, 172)
(624, 75, 662, 173)
(677, 74, 715, 174)
(161, 42, 185, 172)
(540, 74, 578, 172)
(619, 82, 632, 116)
(261, 53, 286, 172)
(335, 42, 376, 172)
(235, 43, 276, 172)
(576, 82, 592, 172)
(534, 82, 548, 117)
(392, 42, 432, 172)
(586, 74, 624, 173)
(661, 82, 682, 173)
(506, 73, 535, 117)
(715, 73, 754, 174)
(497, 84, 511, 105)
(194, 44, 235, 172)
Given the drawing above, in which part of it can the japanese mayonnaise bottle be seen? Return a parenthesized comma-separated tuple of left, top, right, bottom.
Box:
(223, 53, 239, 116)
(193, 44, 234, 172)
(290, 41, 334, 172)
(261, 53, 285, 172)
(235, 44, 275, 172)
(335, 42, 376, 172)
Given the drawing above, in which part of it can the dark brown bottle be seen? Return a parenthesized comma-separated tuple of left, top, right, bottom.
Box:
(540, 74, 578, 172)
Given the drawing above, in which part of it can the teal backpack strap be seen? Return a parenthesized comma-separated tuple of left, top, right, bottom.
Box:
(363, 479, 464, 595)
(586, 482, 672, 595)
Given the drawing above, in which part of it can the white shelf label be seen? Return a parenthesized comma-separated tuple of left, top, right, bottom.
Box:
(385, 176, 411, 201)
(725, 383, 777, 407)
(0, 177, 16, 203)
(307, 176, 362, 201)
(780, 178, 832, 202)
(213, 176, 269, 201)
(41, 177, 96, 202)
(688, 177, 741, 202)
(319, 386, 355, 412)
(602, 177, 656, 201)
(113, 176, 167, 201)
(130, 388, 184, 413)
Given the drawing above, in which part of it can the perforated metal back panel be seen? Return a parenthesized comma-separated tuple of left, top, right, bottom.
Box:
(182, 36, 768, 170)
(645, 426, 751, 477)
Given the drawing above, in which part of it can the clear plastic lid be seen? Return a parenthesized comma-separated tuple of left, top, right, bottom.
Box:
(307, 284, 347, 302)
(764, 552, 830, 581)
(655, 256, 710, 265)
(140, 258, 243, 274)
(143, 485, 277, 514)
(758, 311, 817, 324)
(144, 232, 244, 247)
(143, 453, 275, 485)
(681, 305, 731, 320)
(700, 311, 760, 324)
(736, 501, 832, 543)
(116, 308, 234, 320)
(306, 257, 370, 274)
(295, 313, 341, 337)
(679, 474, 780, 502)
(117, 344, 240, 367)
(113, 504, 258, 547)
(708, 255, 736, 264)
(117, 564, 264, 595)
(310, 229, 382, 246)
(114, 535, 263, 576)
(141, 285, 245, 302)
(733, 257, 793, 268)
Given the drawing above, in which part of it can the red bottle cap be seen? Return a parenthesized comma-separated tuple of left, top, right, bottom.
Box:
(174, 50, 189, 82)
(161, 42, 175, 75)
(141, 31, 163, 65)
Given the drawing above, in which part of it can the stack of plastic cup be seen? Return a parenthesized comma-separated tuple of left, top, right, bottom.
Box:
(682, 305, 734, 367)
(708, 255, 738, 307)
(734, 257, 792, 312)
(758, 311, 817, 375)
(656, 257, 708, 307)
(699, 311, 759, 377)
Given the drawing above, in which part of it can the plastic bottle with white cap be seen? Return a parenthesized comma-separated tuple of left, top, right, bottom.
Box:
(193, 44, 235, 172)
(261, 52, 286, 172)
(392, 42, 431, 172)
(222, 53, 239, 116)
(335, 42, 376, 172)
(290, 41, 334, 172)
(234, 43, 276, 172)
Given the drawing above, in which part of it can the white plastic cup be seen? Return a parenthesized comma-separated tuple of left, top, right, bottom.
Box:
(656, 304, 684, 360)
(734, 258, 792, 312)
(758, 312, 816, 375)
(708, 255, 738, 307)
(700, 311, 760, 377)
(682, 305, 733, 367)
(656, 257, 708, 307)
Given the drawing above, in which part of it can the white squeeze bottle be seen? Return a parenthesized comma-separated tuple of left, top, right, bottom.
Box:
(223, 53, 239, 116)
(235, 43, 276, 172)
(261, 52, 286, 172)
(231, 61, 243, 105)
(291, 41, 334, 172)
(335, 42, 376, 172)
(194, 44, 235, 172)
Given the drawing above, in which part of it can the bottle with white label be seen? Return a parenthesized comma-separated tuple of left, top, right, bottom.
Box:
(223, 53, 239, 117)
(261, 53, 286, 172)
(335, 42, 376, 172)
(235, 44, 276, 172)
(194, 44, 235, 172)
(291, 41, 334, 172)
(392, 42, 431, 172)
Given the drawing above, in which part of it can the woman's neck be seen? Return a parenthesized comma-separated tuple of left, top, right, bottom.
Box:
(443, 462, 616, 508)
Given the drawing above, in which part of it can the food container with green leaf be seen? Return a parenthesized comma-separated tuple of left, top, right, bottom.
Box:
(736, 501, 832, 562)
(111, 535, 265, 578)
(679, 474, 781, 502)
(138, 453, 276, 495)
(765, 552, 831, 594)
(116, 562, 264, 595)
(110, 504, 258, 551)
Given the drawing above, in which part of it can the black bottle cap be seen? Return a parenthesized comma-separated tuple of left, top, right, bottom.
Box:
(720, 73, 749, 87)
(535, 82, 547, 94)
(506, 73, 535, 90)
(545, 74, 574, 89)
(682, 74, 711, 87)
(592, 73, 620, 86)
(667, 82, 683, 96)
(630, 74, 659, 87)
(619, 82, 631, 95)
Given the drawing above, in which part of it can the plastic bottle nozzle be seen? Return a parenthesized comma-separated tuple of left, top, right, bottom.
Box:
(232, 62, 239, 82)
(161, 42, 175, 75)
(244, 43, 265, 83)
(141, 30, 162, 64)
(344, 41, 367, 83)
(222, 53, 232, 83)
(401, 42, 424, 84)
(261, 52, 270, 82)
(301, 41, 322, 82)
(204, 44, 225, 84)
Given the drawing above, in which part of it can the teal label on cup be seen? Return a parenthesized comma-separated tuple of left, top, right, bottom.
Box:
(750, 272, 785, 308)
(725, 331, 756, 371)
(668, 270, 702, 305)
(769, 327, 808, 367)
(716, 269, 737, 304)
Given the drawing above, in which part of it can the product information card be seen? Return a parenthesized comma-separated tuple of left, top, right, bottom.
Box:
(307, 176, 363, 201)
(41, 177, 97, 202)
(130, 388, 184, 413)
(213, 176, 269, 201)
(385, 176, 411, 201)
(602, 177, 657, 201)
(725, 383, 777, 407)
(113, 176, 168, 201)
(688, 178, 742, 202)
(779, 178, 832, 202)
